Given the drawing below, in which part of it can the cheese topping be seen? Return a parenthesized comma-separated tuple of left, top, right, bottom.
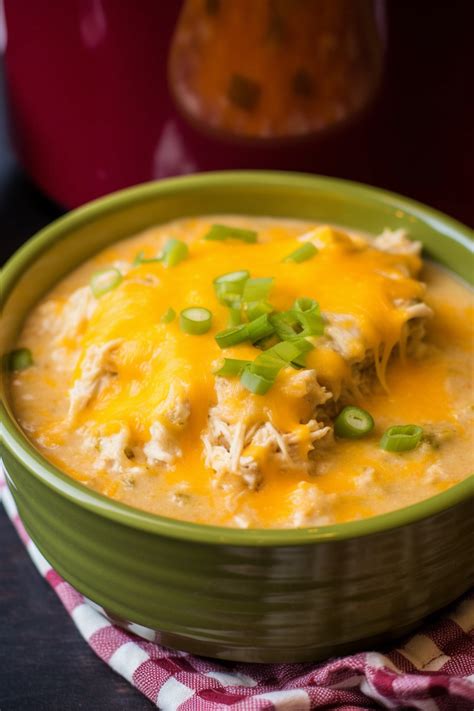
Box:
(10, 216, 473, 528)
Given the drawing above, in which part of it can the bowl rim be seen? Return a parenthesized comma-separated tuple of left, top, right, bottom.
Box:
(2, 170, 473, 547)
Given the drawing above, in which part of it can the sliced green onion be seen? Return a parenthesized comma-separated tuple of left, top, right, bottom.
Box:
(294, 297, 325, 336)
(247, 314, 275, 343)
(380, 425, 423, 452)
(242, 277, 274, 303)
(247, 356, 282, 381)
(294, 297, 317, 312)
(90, 268, 122, 297)
(215, 324, 249, 348)
(241, 366, 274, 395)
(226, 326, 316, 395)
(204, 224, 258, 243)
(246, 300, 273, 321)
(213, 270, 249, 304)
(334, 406, 374, 439)
(133, 250, 162, 266)
(290, 337, 315, 367)
(8, 348, 33, 371)
(161, 238, 189, 267)
(271, 338, 313, 361)
(249, 338, 313, 381)
(214, 358, 250, 376)
(291, 354, 306, 368)
(228, 305, 243, 326)
(179, 307, 213, 335)
(283, 242, 318, 263)
(269, 311, 300, 341)
(161, 307, 176, 324)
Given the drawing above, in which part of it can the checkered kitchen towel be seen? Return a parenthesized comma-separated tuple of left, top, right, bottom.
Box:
(2, 474, 473, 711)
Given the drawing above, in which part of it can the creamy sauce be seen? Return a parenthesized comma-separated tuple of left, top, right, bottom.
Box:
(10, 217, 473, 528)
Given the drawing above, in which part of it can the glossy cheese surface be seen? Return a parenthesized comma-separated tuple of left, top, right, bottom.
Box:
(10, 216, 473, 528)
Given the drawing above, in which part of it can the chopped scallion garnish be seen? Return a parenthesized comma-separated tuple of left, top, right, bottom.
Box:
(161, 307, 176, 324)
(161, 238, 189, 267)
(293, 297, 324, 336)
(214, 358, 250, 376)
(247, 314, 275, 343)
(283, 242, 318, 263)
(213, 270, 249, 304)
(380, 425, 423, 452)
(228, 305, 243, 326)
(8, 348, 33, 371)
(334, 406, 374, 439)
(270, 338, 313, 361)
(294, 297, 317, 312)
(269, 311, 300, 341)
(246, 300, 273, 321)
(179, 307, 213, 335)
(204, 224, 258, 243)
(90, 268, 122, 298)
(240, 367, 274, 395)
(242, 277, 274, 303)
(215, 324, 249, 349)
(133, 250, 162, 266)
(253, 334, 279, 351)
(239, 337, 314, 394)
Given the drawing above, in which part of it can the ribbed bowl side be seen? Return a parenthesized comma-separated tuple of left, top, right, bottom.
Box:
(4, 449, 473, 663)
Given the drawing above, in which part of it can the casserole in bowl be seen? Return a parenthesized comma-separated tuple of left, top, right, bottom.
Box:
(1, 172, 473, 662)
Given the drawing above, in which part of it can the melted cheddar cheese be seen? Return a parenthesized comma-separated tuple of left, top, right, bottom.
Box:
(10, 216, 473, 528)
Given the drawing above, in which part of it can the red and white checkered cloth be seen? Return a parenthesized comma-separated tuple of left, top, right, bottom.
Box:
(2, 472, 473, 711)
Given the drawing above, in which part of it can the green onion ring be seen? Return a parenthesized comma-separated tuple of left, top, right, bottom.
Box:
(179, 307, 213, 335)
(213, 270, 249, 304)
(380, 424, 423, 452)
(334, 406, 375, 439)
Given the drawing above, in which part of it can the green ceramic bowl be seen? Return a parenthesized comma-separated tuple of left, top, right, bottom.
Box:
(1, 172, 473, 663)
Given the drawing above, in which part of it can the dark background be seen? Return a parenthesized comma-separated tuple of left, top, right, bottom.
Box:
(1, 2, 473, 710)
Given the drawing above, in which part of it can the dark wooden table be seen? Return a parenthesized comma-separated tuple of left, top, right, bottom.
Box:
(1, 3, 472, 710)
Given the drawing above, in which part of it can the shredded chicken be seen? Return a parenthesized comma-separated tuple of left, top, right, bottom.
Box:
(202, 226, 432, 494)
(422, 463, 450, 485)
(67, 339, 122, 422)
(143, 383, 191, 468)
(144, 421, 183, 466)
(60, 226, 434, 512)
(321, 313, 365, 361)
(156, 382, 191, 428)
(202, 369, 331, 491)
(374, 228, 422, 257)
(95, 425, 132, 475)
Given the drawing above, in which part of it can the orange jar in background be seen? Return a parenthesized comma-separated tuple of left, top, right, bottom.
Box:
(169, 0, 384, 141)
